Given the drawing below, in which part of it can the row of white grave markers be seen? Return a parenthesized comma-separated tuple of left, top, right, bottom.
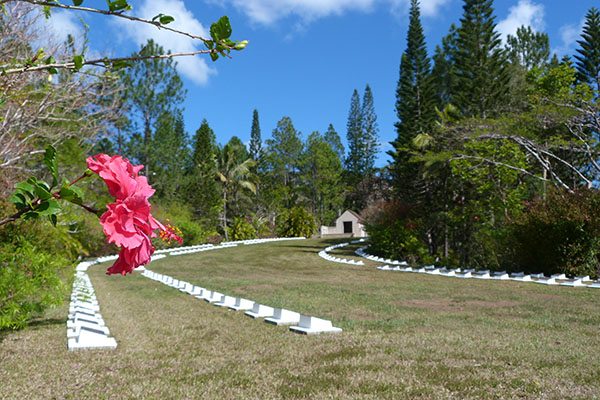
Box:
(354, 246, 600, 289)
(67, 237, 310, 350)
(67, 262, 117, 351)
(318, 241, 364, 265)
(139, 268, 342, 335)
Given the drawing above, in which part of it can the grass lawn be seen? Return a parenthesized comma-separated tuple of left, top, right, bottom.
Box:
(1, 238, 600, 399)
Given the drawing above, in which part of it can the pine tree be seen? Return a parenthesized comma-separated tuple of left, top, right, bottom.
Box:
(324, 123, 344, 160)
(302, 132, 344, 225)
(344, 89, 363, 180)
(504, 26, 549, 112)
(453, 0, 509, 118)
(361, 84, 379, 175)
(263, 116, 304, 209)
(188, 119, 221, 224)
(226, 136, 250, 163)
(249, 109, 262, 162)
(391, 0, 436, 200)
(151, 111, 189, 198)
(431, 23, 459, 108)
(506, 25, 550, 71)
(121, 39, 185, 180)
(575, 7, 600, 93)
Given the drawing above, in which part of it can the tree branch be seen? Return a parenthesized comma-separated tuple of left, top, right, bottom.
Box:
(1, 49, 215, 74)
(9, 0, 211, 43)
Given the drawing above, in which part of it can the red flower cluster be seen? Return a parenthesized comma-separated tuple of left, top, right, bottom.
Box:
(87, 154, 182, 275)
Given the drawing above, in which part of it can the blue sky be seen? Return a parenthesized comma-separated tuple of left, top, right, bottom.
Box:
(48, 0, 598, 166)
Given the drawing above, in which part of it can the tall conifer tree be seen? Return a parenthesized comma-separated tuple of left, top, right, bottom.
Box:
(302, 132, 344, 225)
(362, 84, 379, 175)
(324, 123, 344, 160)
(151, 111, 189, 198)
(391, 0, 436, 199)
(263, 116, 304, 209)
(453, 0, 509, 118)
(431, 24, 459, 108)
(188, 119, 221, 223)
(345, 89, 363, 180)
(249, 109, 262, 162)
(575, 7, 600, 93)
(506, 25, 550, 71)
(121, 39, 185, 179)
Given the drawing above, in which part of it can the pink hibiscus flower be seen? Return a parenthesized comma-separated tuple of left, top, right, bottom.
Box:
(86, 154, 182, 275)
(87, 154, 154, 200)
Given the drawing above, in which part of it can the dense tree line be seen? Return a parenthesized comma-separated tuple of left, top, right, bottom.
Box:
(378, 0, 600, 277)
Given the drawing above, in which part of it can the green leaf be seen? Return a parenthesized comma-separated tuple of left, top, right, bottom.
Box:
(33, 183, 52, 201)
(43, 6, 51, 18)
(152, 13, 174, 25)
(15, 181, 34, 194)
(210, 52, 219, 62)
(22, 211, 39, 220)
(9, 192, 28, 210)
(27, 177, 50, 192)
(43, 145, 58, 188)
(111, 60, 132, 70)
(49, 214, 58, 227)
(73, 0, 83, 5)
(45, 56, 58, 75)
(210, 16, 232, 42)
(60, 185, 84, 205)
(159, 15, 174, 25)
(36, 199, 61, 216)
(107, 0, 131, 12)
(73, 54, 84, 71)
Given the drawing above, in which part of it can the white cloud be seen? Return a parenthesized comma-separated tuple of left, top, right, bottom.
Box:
(227, 0, 375, 25)
(419, 0, 452, 18)
(217, 0, 449, 25)
(117, 0, 215, 85)
(554, 19, 584, 56)
(497, 0, 545, 41)
(42, 10, 85, 45)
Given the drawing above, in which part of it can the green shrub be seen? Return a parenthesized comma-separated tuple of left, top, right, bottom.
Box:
(205, 234, 223, 244)
(0, 218, 73, 330)
(276, 207, 316, 238)
(231, 217, 256, 240)
(251, 215, 274, 238)
(67, 206, 113, 257)
(364, 200, 431, 265)
(151, 201, 208, 247)
(502, 188, 600, 278)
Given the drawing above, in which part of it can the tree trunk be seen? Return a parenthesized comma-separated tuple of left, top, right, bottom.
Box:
(222, 188, 229, 241)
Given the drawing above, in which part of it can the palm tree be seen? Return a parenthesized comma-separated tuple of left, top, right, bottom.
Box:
(216, 143, 257, 240)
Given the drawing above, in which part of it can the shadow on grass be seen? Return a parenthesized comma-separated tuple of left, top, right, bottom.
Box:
(27, 317, 66, 330)
(0, 317, 64, 344)
(282, 238, 353, 250)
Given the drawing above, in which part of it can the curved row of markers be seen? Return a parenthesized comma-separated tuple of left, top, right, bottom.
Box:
(140, 268, 342, 339)
(318, 240, 365, 265)
(320, 241, 600, 289)
(67, 237, 343, 351)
